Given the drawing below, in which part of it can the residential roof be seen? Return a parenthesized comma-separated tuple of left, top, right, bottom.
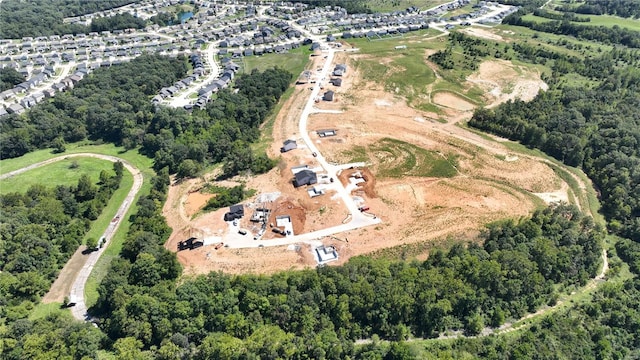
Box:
(293, 169, 317, 187)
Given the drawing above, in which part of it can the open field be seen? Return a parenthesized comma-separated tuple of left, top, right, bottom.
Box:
(242, 47, 312, 73)
(0, 142, 154, 175)
(0, 157, 115, 194)
(521, 13, 640, 32)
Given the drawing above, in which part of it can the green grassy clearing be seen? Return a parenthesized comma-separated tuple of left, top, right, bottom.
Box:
(341, 145, 369, 163)
(522, 13, 640, 32)
(0, 142, 154, 175)
(242, 47, 312, 74)
(346, 28, 444, 54)
(496, 23, 614, 56)
(0, 157, 115, 194)
(84, 178, 152, 308)
(347, 31, 447, 110)
(82, 171, 134, 245)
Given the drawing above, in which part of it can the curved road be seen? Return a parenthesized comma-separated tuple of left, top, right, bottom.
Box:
(1, 153, 143, 321)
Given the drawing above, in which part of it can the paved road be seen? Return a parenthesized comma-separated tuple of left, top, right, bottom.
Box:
(167, 42, 220, 108)
(0, 61, 75, 108)
(1, 153, 143, 321)
(205, 32, 380, 250)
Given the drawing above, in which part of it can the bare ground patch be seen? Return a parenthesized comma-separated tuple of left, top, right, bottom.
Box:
(466, 59, 548, 107)
(432, 91, 476, 111)
(42, 246, 88, 303)
(163, 47, 569, 274)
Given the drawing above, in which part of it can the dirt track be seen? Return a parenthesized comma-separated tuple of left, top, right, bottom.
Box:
(3, 153, 144, 321)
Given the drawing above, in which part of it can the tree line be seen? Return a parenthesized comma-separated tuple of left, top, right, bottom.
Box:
(0, 0, 142, 38)
(0, 68, 25, 92)
(469, 68, 640, 240)
(405, 237, 640, 359)
(504, 13, 640, 48)
(38, 203, 598, 359)
(0, 162, 123, 318)
(565, 0, 640, 19)
(532, 8, 591, 22)
(89, 13, 146, 33)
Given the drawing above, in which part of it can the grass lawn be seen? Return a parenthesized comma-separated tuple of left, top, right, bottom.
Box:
(82, 170, 134, 245)
(29, 302, 73, 321)
(573, 14, 640, 31)
(242, 47, 312, 74)
(522, 13, 640, 32)
(346, 30, 447, 110)
(496, 23, 614, 56)
(0, 157, 115, 194)
(0, 142, 154, 175)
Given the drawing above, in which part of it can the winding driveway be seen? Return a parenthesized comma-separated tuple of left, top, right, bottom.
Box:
(1, 153, 143, 321)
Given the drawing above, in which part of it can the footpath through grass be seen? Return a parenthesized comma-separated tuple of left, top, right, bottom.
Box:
(0, 141, 154, 175)
(0, 157, 115, 194)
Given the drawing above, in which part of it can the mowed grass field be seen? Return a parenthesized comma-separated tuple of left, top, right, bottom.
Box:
(0, 142, 154, 175)
(0, 157, 115, 194)
(242, 47, 312, 74)
(521, 13, 640, 32)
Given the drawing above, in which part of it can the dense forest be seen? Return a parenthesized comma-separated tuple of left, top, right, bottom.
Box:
(99, 204, 602, 357)
(0, 202, 603, 358)
(0, 0, 142, 38)
(0, 68, 25, 92)
(401, 237, 640, 359)
(89, 13, 147, 33)
(0, 163, 123, 316)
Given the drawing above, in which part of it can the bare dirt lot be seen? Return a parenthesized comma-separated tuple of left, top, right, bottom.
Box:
(42, 246, 88, 303)
(466, 59, 548, 107)
(163, 48, 568, 275)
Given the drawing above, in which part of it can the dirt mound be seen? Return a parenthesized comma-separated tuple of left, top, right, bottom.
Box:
(467, 59, 548, 107)
(268, 199, 306, 236)
(338, 167, 377, 198)
(460, 27, 506, 42)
